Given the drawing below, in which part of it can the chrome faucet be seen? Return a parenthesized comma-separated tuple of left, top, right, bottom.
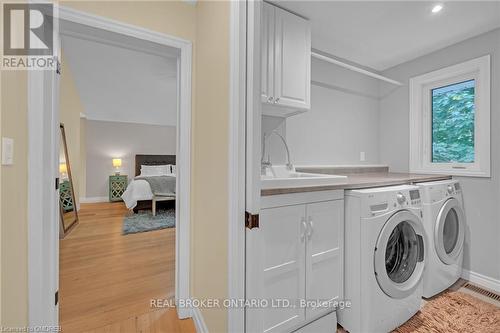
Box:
(261, 130, 294, 174)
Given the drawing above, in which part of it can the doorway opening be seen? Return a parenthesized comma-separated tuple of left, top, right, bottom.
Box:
(27, 7, 192, 330)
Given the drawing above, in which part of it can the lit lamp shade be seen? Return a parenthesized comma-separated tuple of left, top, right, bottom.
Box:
(59, 163, 67, 174)
(112, 158, 122, 175)
(112, 158, 122, 168)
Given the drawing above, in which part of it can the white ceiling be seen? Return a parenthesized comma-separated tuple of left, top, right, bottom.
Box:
(61, 30, 178, 127)
(271, 1, 500, 71)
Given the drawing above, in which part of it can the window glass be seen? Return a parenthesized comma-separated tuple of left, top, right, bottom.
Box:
(431, 79, 475, 163)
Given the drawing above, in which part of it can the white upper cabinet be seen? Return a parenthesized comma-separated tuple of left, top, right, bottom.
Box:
(261, 2, 274, 104)
(262, 3, 311, 117)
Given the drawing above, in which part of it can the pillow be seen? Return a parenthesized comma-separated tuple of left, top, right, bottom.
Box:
(165, 164, 176, 175)
(140, 165, 170, 176)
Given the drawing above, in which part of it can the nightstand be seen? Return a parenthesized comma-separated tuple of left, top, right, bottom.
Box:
(59, 179, 74, 212)
(109, 175, 128, 202)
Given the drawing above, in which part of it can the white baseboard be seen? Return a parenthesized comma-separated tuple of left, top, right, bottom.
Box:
(462, 269, 500, 293)
(80, 196, 108, 203)
(192, 307, 209, 333)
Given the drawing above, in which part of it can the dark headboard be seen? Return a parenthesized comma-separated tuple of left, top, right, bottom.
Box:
(135, 154, 176, 176)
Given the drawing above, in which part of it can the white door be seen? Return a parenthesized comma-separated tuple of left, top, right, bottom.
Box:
(434, 198, 465, 265)
(246, 205, 307, 333)
(274, 7, 310, 109)
(374, 211, 425, 299)
(305, 200, 343, 320)
(27, 12, 61, 325)
(261, 2, 274, 104)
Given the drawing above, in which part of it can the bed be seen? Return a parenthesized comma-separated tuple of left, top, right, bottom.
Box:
(121, 154, 176, 212)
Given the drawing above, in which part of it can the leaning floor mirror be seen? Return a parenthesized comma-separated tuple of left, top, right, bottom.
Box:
(59, 123, 79, 237)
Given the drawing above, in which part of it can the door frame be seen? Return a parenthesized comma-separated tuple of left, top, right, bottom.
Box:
(228, 0, 248, 332)
(27, 5, 193, 325)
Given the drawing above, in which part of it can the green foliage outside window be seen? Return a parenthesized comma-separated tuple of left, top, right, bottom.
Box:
(432, 80, 475, 163)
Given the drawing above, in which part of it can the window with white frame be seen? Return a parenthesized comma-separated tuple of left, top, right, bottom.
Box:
(409, 55, 490, 177)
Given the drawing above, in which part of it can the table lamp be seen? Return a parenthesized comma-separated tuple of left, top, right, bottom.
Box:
(112, 158, 122, 175)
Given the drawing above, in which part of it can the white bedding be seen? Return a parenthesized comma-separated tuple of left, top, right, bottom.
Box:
(122, 179, 154, 209)
(122, 165, 177, 209)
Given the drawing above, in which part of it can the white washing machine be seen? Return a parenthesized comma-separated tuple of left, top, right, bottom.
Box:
(338, 185, 425, 333)
(417, 179, 465, 298)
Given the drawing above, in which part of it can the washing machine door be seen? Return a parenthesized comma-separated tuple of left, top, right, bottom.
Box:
(435, 198, 465, 265)
(374, 210, 425, 299)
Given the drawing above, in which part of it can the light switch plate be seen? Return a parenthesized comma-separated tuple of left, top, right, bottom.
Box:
(2, 137, 14, 165)
(360, 151, 366, 162)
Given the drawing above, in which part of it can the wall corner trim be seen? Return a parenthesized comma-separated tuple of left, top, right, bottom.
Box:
(462, 268, 500, 294)
(79, 196, 109, 204)
(192, 307, 209, 333)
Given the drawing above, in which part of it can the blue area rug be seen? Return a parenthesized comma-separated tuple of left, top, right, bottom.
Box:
(122, 209, 175, 235)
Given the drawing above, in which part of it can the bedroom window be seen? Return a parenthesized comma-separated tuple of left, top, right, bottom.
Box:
(409, 55, 490, 177)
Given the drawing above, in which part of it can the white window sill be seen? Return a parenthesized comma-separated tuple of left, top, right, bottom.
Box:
(410, 168, 490, 178)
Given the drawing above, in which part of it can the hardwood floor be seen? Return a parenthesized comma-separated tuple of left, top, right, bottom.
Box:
(60, 202, 194, 333)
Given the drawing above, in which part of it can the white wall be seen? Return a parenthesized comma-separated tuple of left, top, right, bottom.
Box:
(379, 28, 500, 283)
(262, 115, 287, 165)
(263, 58, 381, 166)
(85, 120, 176, 198)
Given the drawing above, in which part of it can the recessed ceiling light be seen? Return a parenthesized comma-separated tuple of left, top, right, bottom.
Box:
(432, 4, 443, 13)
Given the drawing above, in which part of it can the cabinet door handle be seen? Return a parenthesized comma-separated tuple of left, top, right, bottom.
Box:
(274, 97, 280, 104)
(301, 219, 307, 242)
(307, 218, 313, 239)
(268, 96, 274, 103)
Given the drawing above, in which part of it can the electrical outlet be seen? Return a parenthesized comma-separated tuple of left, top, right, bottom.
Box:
(360, 151, 366, 162)
(2, 137, 14, 165)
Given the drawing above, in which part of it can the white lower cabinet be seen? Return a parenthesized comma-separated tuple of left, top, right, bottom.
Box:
(246, 191, 343, 333)
(294, 311, 337, 333)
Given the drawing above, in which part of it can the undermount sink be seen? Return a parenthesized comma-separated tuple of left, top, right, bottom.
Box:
(261, 166, 348, 190)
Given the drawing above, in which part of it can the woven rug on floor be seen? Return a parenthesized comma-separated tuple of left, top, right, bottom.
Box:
(122, 208, 175, 235)
(393, 290, 500, 333)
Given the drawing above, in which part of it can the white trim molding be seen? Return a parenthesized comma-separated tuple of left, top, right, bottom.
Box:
(79, 196, 108, 203)
(227, 0, 247, 332)
(192, 307, 209, 333)
(28, 4, 193, 325)
(409, 55, 491, 177)
(462, 269, 500, 294)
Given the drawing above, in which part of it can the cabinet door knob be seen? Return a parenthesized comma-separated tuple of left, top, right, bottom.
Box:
(307, 218, 313, 239)
(268, 96, 274, 103)
(301, 219, 307, 242)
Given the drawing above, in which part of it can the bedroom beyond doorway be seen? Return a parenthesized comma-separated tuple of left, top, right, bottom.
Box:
(53, 14, 191, 332)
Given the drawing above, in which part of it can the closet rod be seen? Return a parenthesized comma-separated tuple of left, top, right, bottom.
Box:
(311, 51, 403, 86)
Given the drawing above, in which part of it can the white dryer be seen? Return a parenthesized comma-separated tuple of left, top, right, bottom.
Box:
(417, 179, 465, 298)
(338, 185, 425, 333)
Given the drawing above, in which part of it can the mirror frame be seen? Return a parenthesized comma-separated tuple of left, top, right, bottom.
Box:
(59, 123, 79, 237)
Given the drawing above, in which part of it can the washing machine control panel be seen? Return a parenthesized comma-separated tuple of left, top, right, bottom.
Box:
(396, 192, 406, 204)
(409, 189, 421, 205)
(365, 187, 422, 217)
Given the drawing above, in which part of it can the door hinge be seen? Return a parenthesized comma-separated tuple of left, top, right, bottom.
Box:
(55, 177, 59, 190)
(55, 291, 59, 306)
(245, 211, 259, 229)
(56, 58, 61, 75)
